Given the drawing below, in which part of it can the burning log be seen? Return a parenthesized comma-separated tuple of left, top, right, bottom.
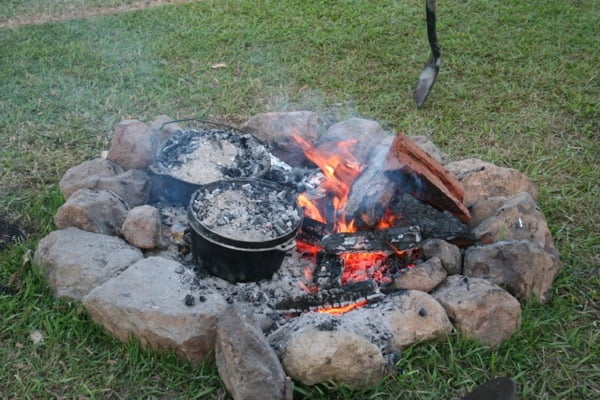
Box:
(275, 280, 383, 314)
(342, 137, 395, 226)
(321, 226, 422, 254)
(384, 133, 471, 223)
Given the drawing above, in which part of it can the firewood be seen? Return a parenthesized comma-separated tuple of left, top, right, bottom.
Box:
(321, 226, 422, 254)
(384, 133, 471, 223)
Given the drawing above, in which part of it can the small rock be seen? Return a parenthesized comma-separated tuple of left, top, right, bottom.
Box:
(386, 290, 453, 350)
(419, 238, 463, 275)
(59, 159, 150, 207)
(445, 158, 538, 207)
(316, 118, 388, 165)
(59, 158, 124, 200)
(464, 240, 561, 303)
(432, 275, 521, 347)
(242, 111, 326, 167)
(122, 205, 165, 250)
(281, 327, 385, 388)
(472, 192, 559, 255)
(215, 306, 289, 400)
(29, 330, 44, 345)
(107, 119, 154, 170)
(54, 189, 129, 236)
(390, 257, 447, 292)
(149, 115, 181, 144)
(409, 135, 451, 165)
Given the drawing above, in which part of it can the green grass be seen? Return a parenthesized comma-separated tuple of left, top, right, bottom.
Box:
(1, 0, 599, 398)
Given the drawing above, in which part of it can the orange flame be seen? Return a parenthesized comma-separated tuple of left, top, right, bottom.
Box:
(293, 134, 362, 233)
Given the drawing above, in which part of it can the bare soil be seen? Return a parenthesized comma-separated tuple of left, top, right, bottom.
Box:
(0, 0, 197, 29)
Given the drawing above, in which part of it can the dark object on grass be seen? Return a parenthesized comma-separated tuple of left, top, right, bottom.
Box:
(0, 215, 25, 252)
(414, 0, 441, 108)
(462, 377, 518, 400)
(0, 285, 18, 296)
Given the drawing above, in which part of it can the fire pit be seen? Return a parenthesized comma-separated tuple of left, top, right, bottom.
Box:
(36, 112, 561, 392)
(188, 178, 302, 282)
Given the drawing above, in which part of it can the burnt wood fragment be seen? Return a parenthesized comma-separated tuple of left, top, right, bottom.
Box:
(275, 280, 383, 313)
(321, 226, 422, 254)
(297, 217, 330, 245)
(384, 132, 470, 223)
(314, 252, 343, 288)
(391, 193, 475, 247)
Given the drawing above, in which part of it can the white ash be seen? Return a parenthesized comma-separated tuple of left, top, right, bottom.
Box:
(156, 128, 270, 185)
(169, 135, 239, 184)
(191, 183, 301, 242)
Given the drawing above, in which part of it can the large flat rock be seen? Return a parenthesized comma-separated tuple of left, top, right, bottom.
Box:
(34, 227, 143, 300)
(83, 257, 228, 365)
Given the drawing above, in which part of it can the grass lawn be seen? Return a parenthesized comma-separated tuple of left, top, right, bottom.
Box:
(1, 0, 598, 398)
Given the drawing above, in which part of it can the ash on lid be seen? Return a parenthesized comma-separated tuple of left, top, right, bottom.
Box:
(190, 181, 301, 242)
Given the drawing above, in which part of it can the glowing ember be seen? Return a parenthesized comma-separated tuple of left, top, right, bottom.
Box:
(316, 299, 369, 315)
(339, 251, 390, 285)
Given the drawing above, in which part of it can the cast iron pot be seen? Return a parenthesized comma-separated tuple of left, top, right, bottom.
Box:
(149, 119, 271, 206)
(187, 178, 302, 283)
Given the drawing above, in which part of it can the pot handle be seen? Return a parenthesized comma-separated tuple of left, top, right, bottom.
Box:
(275, 238, 297, 252)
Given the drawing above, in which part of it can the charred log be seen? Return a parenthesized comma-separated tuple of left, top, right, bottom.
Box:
(297, 217, 331, 246)
(321, 225, 422, 254)
(391, 193, 475, 247)
(275, 280, 383, 313)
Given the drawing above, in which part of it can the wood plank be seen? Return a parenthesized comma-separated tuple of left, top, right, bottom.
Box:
(383, 132, 471, 223)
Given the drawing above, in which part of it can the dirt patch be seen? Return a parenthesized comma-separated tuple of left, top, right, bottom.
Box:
(0, 0, 198, 29)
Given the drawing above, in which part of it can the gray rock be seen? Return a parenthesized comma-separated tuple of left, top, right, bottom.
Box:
(242, 111, 326, 167)
(468, 196, 507, 229)
(444, 158, 538, 207)
(316, 118, 388, 165)
(390, 257, 447, 292)
(432, 275, 521, 347)
(83, 257, 228, 365)
(215, 306, 289, 400)
(409, 135, 451, 165)
(59, 159, 150, 207)
(107, 119, 154, 170)
(281, 327, 385, 388)
(472, 192, 558, 255)
(54, 189, 129, 236)
(386, 290, 453, 350)
(149, 115, 180, 145)
(420, 238, 463, 275)
(122, 205, 166, 250)
(464, 240, 561, 303)
(59, 158, 124, 199)
(34, 228, 143, 300)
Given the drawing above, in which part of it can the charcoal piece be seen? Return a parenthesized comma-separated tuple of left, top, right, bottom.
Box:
(390, 193, 475, 247)
(321, 226, 422, 254)
(275, 280, 382, 313)
(297, 217, 331, 246)
(314, 252, 343, 288)
(184, 294, 195, 306)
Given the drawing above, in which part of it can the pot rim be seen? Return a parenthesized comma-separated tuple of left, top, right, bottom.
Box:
(187, 178, 303, 250)
(152, 119, 271, 185)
